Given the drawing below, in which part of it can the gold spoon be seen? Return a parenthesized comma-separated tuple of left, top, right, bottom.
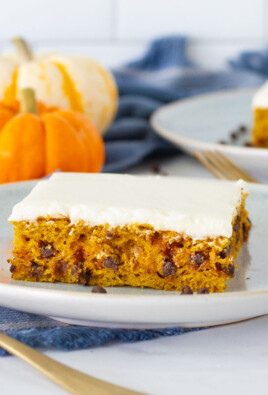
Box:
(0, 332, 144, 395)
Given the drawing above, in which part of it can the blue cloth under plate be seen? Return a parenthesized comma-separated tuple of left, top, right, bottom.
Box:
(0, 36, 267, 355)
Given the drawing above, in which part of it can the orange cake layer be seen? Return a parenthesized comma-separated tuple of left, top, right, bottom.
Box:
(9, 206, 250, 293)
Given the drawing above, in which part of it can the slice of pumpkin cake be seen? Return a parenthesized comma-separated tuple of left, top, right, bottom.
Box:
(8, 173, 251, 293)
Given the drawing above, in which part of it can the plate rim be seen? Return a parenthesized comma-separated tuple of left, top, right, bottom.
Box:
(150, 87, 268, 157)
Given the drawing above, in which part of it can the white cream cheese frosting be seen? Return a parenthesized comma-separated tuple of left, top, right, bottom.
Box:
(252, 81, 268, 108)
(9, 173, 247, 239)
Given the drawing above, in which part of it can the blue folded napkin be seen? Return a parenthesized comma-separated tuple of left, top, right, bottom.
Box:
(103, 36, 266, 172)
(0, 307, 204, 356)
(0, 36, 267, 356)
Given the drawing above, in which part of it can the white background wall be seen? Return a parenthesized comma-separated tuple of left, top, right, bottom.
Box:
(0, 0, 267, 69)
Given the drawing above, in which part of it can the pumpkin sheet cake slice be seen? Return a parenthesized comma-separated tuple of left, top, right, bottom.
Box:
(8, 173, 251, 293)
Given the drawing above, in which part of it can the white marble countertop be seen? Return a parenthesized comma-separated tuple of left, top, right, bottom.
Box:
(1, 154, 267, 395)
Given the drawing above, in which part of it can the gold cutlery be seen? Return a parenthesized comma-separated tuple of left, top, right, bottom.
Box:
(0, 332, 144, 395)
(194, 150, 260, 183)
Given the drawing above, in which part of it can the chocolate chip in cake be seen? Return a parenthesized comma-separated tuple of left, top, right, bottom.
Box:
(181, 285, 193, 295)
(163, 260, 176, 277)
(91, 286, 107, 294)
(71, 265, 80, 278)
(156, 271, 164, 279)
(106, 231, 114, 240)
(9, 264, 15, 273)
(197, 287, 209, 294)
(151, 232, 161, 245)
(74, 247, 86, 263)
(71, 262, 91, 285)
(219, 245, 231, 259)
(103, 256, 119, 270)
(227, 263, 234, 276)
(190, 252, 205, 267)
(234, 215, 241, 234)
(79, 268, 91, 285)
(215, 262, 223, 271)
(215, 262, 234, 276)
(169, 241, 184, 250)
(30, 261, 44, 279)
(53, 261, 68, 277)
(40, 241, 55, 259)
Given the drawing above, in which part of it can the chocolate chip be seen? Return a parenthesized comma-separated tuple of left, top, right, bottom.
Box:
(30, 261, 44, 279)
(74, 247, 86, 263)
(10, 264, 15, 273)
(151, 164, 161, 174)
(106, 231, 114, 239)
(71, 262, 91, 285)
(227, 263, 234, 276)
(71, 263, 81, 277)
(80, 268, 91, 285)
(151, 164, 169, 176)
(190, 252, 205, 267)
(163, 260, 176, 277)
(53, 261, 68, 277)
(215, 262, 234, 276)
(91, 286, 107, 294)
(219, 250, 226, 259)
(151, 232, 161, 245)
(181, 285, 193, 295)
(219, 245, 231, 259)
(215, 262, 223, 271)
(103, 256, 119, 270)
(156, 271, 164, 279)
(169, 241, 184, 249)
(79, 234, 86, 240)
(39, 241, 55, 259)
(239, 125, 247, 133)
(230, 132, 238, 140)
(197, 287, 209, 294)
(234, 216, 241, 234)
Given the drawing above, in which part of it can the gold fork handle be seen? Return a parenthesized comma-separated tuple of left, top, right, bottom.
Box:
(0, 333, 143, 395)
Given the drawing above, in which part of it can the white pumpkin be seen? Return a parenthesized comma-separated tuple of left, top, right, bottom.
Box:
(0, 39, 117, 134)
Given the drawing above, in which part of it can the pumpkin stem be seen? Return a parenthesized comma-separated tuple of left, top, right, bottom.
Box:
(20, 88, 38, 114)
(12, 37, 33, 61)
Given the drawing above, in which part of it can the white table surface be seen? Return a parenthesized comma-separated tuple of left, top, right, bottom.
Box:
(1, 154, 268, 395)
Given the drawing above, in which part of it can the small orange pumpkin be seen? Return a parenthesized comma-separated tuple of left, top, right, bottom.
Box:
(0, 88, 105, 183)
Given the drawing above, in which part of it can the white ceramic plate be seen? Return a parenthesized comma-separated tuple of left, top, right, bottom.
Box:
(0, 180, 268, 329)
(151, 88, 268, 182)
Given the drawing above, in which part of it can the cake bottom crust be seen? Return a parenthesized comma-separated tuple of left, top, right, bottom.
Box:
(9, 203, 251, 293)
